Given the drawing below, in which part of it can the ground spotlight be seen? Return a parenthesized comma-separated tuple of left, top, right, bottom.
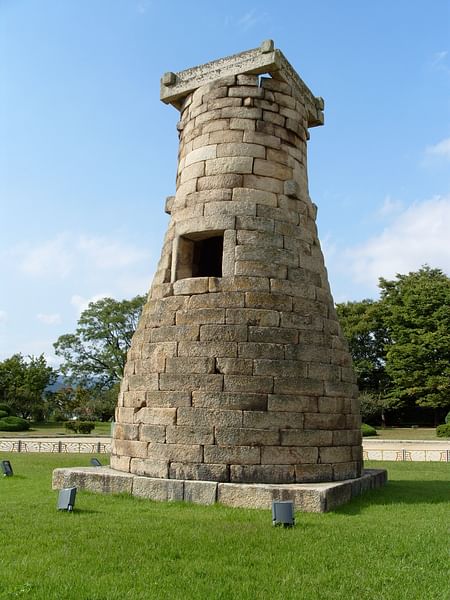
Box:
(272, 501, 295, 527)
(1, 460, 13, 476)
(90, 458, 102, 467)
(57, 487, 77, 512)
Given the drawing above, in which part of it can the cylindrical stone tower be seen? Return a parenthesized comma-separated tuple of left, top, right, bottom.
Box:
(111, 42, 363, 485)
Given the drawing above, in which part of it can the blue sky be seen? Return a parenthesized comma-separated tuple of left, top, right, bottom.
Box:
(1, 0, 449, 364)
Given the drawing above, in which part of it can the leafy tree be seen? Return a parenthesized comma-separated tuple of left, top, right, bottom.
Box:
(0, 354, 57, 420)
(379, 266, 450, 417)
(51, 383, 118, 422)
(54, 295, 146, 389)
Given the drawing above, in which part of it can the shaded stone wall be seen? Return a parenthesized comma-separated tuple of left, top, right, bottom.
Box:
(111, 71, 363, 484)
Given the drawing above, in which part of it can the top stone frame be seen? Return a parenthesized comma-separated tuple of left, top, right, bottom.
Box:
(160, 40, 324, 128)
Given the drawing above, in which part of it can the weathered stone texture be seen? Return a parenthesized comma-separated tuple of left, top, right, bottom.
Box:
(111, 43, 363, 486)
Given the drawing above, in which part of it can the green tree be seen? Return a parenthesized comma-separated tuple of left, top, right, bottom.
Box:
(54, 295, 146, 389)
(379, 266, 450, 418)
(0, 354, 57, 420)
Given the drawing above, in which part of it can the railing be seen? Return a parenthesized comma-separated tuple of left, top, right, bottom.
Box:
(0, 440, 111, 454)
(363, 448, 449, 462)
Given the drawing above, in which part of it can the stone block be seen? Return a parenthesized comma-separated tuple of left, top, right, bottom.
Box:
(235, 215, 275, 233)
(324, 380, 359, 398)
(318, 397, 346, 414)
(209, 276, 270, 293)
(139, 424, 167, 443)
(203, 200, 256, 217)
(204, 444, 261, 465)
(295, 464, 333, 483)
(199, 324, 248, 342)
(184, 145, 218, 167)
(253, 359, 305, 378)
(192, 391, 267, 411)
(243, 174, 283, 194)
(145, 390, 192, 408)
(229, 118, 256, 131)
(243, 130, 281, 149)
(165, 356, 216, 374)
(236, 229, 282, 247)
(332, 430, 361, 446)
(243, 410, 304, 430)
(207, 97, 242, 110)
(146, 442, 203, 463)
(169, 462, 229, 482)
(130, 458, 169, 478)
(268, 394, 318, 413)
(280, 429, 332, 446)
(225, 308, 280, 327)
(159, 373, 223, 392)
(150, 325, 200, 342)
(188, 292, 245, 309)
(166, 425, 214, 445)
(228, 86, 264, 98)
(179, 160, 205, 184)
(217, 142, 265, 158)
(238, 342, 284, 359)
(132, 476, 184, 501)
(304, 413, 346, 430)
(235, 260, 287, 279)
(261, 446, 318, 464)
(274, 376, 323, 395)
(215, 357, 253, 374)
(184, 480, 218, 504)
(115, 407, 136, 423)
(236, 245, 297, 267)
(248, 326, 298, 344)
(218, 483, 277, 508)
(122, 391, 146, 409)
(215, 427, 279, 447)
(230, 465, 295, 484)
(114, 423, 139, 441)
(177, 406, 243, 428)
(205, 156, 254, 175)
(224, 375, 273, 393)
(197, 174, 243, 191)
(208, 130, 244, 144)
(253, 159, 292, 180)
(52, 467, 134, 494)
(177, 340, 237, 358)
(319, 446, 353, 463)
(113, 439, 148, 459)
(134, 407, 177, 425)
(262, 110, 285, 126)
(173, 277, 209, 295)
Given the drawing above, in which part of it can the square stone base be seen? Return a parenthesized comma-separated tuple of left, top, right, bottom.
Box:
(52, 466, 387, 512)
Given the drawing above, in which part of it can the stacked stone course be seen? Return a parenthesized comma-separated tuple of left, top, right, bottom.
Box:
(111, 43, 363, 485)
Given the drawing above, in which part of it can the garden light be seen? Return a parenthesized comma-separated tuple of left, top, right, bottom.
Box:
(272, 501, 295, 527)
(57, 487, 77, 512)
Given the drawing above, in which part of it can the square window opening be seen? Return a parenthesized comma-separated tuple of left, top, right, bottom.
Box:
(175, 233, 224, 280)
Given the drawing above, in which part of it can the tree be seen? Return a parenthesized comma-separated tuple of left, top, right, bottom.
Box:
(0, 354, 57, 420)
(54, 295, 146, 388)
(379, 266, 450, 419)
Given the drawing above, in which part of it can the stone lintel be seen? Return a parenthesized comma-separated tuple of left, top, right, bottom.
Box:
(160, 42, 324, 128)
(52, 467, 387, 513)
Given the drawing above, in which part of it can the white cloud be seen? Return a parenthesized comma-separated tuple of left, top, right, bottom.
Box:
(20, 234, 73, 278)
(16, 233, 149, 280)
(77, 235, 148, 268)
(425, 137, 450, 161)
(377, 195, 404, 217)
(237, 9, 268, 31)
(345, 195, 450, 290)
(37, 313, 62, 325)
(431, 50, 450, 75)
(71, 293, 111, 315)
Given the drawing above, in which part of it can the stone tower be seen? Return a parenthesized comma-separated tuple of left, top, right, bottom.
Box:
(111, 41, 363, 486)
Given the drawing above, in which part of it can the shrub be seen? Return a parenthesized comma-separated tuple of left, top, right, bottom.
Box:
(64, 420, 95, 434)
(0, 403, 11, 415)
(0, 410, 9, 419)
(436, 423, 450, 438)
(445, 412, 450, 425)
(0, 416, 31, 431)
(77, 421, 95, 434)
(361, 423, 377, 436)
(64, 421, 78, 433)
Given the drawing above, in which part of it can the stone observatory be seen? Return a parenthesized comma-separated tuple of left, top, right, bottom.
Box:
(53, 41, 387, 511)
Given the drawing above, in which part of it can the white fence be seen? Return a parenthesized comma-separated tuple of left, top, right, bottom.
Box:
(0, 439, 111, 454)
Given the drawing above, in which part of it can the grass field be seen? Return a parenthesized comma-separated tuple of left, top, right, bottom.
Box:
(0, 454, 448, 600)
(0, 421, 112, 437)
(372, 428, 439, 440)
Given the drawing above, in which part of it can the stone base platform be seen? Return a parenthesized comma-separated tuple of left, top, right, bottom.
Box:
(52, 467, 387, 512)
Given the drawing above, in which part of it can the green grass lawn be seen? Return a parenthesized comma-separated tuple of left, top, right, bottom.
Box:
(0, 454, 448, 600)
(372, 428, 439, 441)
(0, 421, 112, 437)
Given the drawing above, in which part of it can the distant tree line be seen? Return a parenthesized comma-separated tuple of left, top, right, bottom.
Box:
(337, 266, 450, 426)
(0, 266, 449, 427)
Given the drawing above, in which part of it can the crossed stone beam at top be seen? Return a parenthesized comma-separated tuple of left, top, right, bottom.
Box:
(160, 39, 325, 128)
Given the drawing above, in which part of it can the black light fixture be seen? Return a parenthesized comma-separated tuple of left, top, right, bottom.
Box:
(272, 501, 295, 527)
(1, 460, 13, 476)
(57, 487, 77, 512)
(90, 458, 102, 467)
